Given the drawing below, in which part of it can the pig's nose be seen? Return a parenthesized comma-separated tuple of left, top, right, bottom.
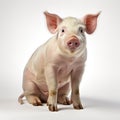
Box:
(67, 39, 80, 49)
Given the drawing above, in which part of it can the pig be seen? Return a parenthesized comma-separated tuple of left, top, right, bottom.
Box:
(18, 11, 100, 111)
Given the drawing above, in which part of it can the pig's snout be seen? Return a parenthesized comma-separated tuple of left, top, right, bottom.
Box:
(67, 36, 80, 50)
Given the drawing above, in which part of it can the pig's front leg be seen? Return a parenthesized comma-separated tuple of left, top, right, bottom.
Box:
(71, 67, 84, 109)
(45, 64, 58, 112)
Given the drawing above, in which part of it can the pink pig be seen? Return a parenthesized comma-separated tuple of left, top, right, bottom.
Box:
(18, 11, 100, 111)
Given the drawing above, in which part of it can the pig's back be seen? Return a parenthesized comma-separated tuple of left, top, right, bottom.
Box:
(24, 44, 46, 77)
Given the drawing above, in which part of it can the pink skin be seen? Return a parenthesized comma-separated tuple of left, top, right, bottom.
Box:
(18, 11, 100, 111)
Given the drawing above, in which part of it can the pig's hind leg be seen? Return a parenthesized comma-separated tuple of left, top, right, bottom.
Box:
(57, 82, 71, 105)
(23, 81, 42, 106)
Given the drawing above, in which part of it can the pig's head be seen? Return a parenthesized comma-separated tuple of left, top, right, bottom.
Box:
(44, 11, 100, 56)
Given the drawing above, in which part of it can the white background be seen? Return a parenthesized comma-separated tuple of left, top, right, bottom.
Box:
(0, 0, 120, 120)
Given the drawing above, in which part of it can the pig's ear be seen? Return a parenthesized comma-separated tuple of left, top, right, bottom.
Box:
(44, 11, 62, 34)
(83, 12, 101, 34)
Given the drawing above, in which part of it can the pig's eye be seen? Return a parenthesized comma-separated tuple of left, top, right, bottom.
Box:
(61, 29, 65, 33)
(79, 27, 84, 33)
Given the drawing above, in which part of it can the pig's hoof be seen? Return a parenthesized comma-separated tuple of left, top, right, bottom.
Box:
(32, 100, 42, 106)
(74, 104, 83, 110)
(58, 97, 71, 105)
(26, 95, 42, 106)
(48, 104, 58, 112)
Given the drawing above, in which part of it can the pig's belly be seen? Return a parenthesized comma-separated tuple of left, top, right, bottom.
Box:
(34, 80, 49, 101)
(57, 75, 71, 88)
(36, 75, 70, 97)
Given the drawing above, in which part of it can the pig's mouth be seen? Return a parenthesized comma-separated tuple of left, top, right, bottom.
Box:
(65, 44, 81, 54)
(66, 42, 81, 52)
(68, 47, 77, 53)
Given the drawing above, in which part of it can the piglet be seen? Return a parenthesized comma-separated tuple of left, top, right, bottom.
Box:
(18, 11, 100, 111)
